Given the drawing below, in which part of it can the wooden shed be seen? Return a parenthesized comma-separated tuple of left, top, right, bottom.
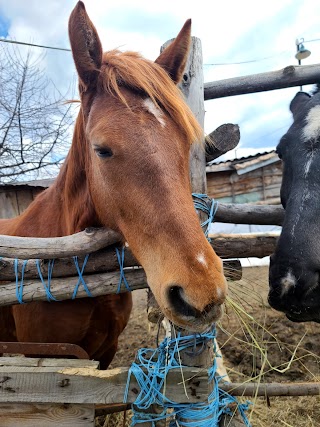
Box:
(206, 151, 282, 205)
(0, 179, 53, 219)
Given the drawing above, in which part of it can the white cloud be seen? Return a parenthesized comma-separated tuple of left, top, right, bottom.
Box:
(1, 0, 320, 160)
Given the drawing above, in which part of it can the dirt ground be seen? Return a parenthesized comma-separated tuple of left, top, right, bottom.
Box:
(102, 266, 320, 427)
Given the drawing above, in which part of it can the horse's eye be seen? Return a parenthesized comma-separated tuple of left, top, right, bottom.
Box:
(94, 146, 113, 158)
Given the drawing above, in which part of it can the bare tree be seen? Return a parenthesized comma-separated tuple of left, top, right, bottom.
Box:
(0, 45, 74, 183)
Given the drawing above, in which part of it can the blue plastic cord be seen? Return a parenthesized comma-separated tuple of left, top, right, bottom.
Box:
(115, 246, 131, 293)
(7, 245, 132, 304)
(124, 328, 251, 426)
(192, 193, 218, 239)
(14, 259, 28, 304)
(72, 254, 92, 299)
(36, 259, 58, 302)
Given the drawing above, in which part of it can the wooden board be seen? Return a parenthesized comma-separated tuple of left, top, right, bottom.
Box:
(0, 365, 209, 405)
(0, 403, 94, 427)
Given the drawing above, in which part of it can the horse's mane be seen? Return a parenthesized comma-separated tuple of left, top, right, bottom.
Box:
(98, 50, 202, 145)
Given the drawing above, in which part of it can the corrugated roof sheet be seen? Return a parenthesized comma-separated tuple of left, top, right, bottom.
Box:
(206, 150, 279, 174)
(1, 178, 54, 188)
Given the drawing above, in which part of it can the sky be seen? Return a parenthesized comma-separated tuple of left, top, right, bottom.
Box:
(1, 0, 320, 160)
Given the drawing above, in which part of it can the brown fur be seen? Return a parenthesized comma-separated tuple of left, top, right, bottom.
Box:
(0, 2, 227, 368)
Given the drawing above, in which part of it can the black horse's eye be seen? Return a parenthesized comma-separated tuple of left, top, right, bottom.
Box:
(94, 146, 113, 158)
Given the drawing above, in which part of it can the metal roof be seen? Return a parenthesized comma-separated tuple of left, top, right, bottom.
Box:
(206, 150, 279, 174)
(0, 178, 54, 188)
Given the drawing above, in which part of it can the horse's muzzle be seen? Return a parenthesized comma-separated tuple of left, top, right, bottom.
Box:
(167, 285, 223, 331)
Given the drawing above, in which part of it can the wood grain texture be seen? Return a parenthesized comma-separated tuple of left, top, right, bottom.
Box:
(206, 124, 240, 163)
(0, 403, 94, 427)
(0, 365, 208, 404)
(0, 268, 147, 306)
(0, 250, 239, 281)
(204, 63, 320, 100)
(0, 227, 121, 259)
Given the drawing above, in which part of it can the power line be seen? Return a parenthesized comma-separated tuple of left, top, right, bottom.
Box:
(204, 50, 291, 66)
(0, 38, 71, 52)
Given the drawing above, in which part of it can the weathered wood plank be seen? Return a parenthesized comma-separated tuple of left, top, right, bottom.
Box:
(0, 403, 94, 427)
(181, 37, 206, 197)
(204, 63, 320, 100)
(0, 227, 121, 259)
(0, 246, 138, 281)
(0, 234, 278, 306)
(214, 203, 284, 225)
(0, 357, 99, 369)
(0, 268, 147, 306)
(222, 381, 320, 397)
(211, 232, 279, 259)
(0, 252, 241, 286)
(0, 192, 19, 219)
(0, 366, 208, 404)
(0, 204, 284, 261)
(0, 248, 239, 281)
(206, 124, 240, 163)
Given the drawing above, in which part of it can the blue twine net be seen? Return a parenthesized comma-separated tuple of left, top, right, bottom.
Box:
(124, 328, 251, 427)
(192, 193, 218, 239)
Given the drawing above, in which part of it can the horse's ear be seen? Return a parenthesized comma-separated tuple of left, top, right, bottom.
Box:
(155, 19, 191, 84)
(290, 92, 311, 120)
(69, 1, 102, 91)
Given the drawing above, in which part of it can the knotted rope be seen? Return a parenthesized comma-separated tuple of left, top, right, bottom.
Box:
(192, 193, 218, 238)
(125, 327, 251, 426)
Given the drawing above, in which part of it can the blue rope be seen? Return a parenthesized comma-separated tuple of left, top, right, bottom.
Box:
(36, 259, 58, 302)
(72, 254, 92, 299)
(115, 246, 131, 293)
(192, 193, 218, 239)
(5, 245, 132, 304)
(14, 259, 28, 304)
(124, 328, 251, 426)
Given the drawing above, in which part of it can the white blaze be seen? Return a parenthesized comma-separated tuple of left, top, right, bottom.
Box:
(143, 98, 166, 127)
(196, 253, 207, 267)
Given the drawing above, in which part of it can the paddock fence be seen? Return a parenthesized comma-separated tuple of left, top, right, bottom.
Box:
(1, 35, 320, 427)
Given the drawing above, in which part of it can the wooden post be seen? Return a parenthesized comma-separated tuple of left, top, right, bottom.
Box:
(141, 34, 247, 427)
(177, 36, 245, 427)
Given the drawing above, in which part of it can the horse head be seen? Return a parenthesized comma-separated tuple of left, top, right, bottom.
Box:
(68, 1, 227, 332)
(269, 88, 320, 323)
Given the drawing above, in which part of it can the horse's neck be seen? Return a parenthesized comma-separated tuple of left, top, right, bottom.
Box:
(2, 112, 101, 238)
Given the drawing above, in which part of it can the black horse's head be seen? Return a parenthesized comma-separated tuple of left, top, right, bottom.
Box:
(269, 88, 320, 323)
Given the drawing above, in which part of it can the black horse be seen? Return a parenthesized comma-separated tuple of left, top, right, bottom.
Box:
(269, 87, 320, 323)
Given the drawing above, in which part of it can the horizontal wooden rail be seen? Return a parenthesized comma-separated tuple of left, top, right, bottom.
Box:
(0, 232, 277, 280)
(0, 268, 148, 306)
(0, 204, 283, 260)
(211, 232, 279, 259)
(0, 249, 241, 282)
(223, 381, 320, 397)
(0, 358, 318, 404)
(214, 203, 284, 226)
(0, 233, 277, 306)
(0, 227, 122, 259)
(204, 63, 320, 100)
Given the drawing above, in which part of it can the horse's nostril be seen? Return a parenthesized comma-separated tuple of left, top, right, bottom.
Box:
(168, 286, 198, 318)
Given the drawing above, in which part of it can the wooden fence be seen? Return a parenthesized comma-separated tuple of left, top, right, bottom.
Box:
(1, 35, 320, 427)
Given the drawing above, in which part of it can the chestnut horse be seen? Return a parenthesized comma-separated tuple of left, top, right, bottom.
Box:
(0, 1, 227, 368)
(269, 87, 320, 323)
